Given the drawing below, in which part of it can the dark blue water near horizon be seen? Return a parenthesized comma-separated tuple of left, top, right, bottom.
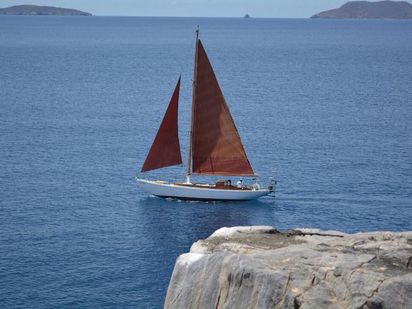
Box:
(1, 16, 411, 308)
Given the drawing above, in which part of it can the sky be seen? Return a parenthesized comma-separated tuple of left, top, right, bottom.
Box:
(0, 0, 382, 18)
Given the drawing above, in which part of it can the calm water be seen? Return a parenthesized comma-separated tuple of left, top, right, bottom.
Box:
(1, 16, 411, 308)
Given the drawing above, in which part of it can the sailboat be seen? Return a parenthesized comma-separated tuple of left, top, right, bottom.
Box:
(136, 29, 276, 201)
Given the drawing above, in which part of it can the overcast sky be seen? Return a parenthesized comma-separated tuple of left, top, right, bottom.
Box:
(0, 0, 379, 17)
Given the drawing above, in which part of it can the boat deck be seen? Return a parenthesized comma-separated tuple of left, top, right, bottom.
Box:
(174, 182, 252, 191)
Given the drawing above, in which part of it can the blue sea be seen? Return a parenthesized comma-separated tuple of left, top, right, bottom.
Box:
(1, 16, 411, 308)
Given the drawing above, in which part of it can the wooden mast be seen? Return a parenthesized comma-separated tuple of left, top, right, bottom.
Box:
(186, 27, 199, 183)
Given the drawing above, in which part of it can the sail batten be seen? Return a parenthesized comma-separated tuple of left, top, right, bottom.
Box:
(141, 77, 182, 172)
(190, 40, 255, 176)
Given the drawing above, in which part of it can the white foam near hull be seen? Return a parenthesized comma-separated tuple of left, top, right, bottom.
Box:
(136, 178, 272, 201)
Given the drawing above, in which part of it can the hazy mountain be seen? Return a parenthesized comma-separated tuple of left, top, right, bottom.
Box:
(0, 5, 92, 16)
(311, 1, 412, 19)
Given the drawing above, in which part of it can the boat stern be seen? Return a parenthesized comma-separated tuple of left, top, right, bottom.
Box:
(267, 177, 277, 193)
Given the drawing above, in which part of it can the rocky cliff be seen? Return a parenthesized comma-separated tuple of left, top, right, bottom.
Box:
(311, 1, 412, 19)
(165, 226, 412, 309)
(0, 5, 92, 16)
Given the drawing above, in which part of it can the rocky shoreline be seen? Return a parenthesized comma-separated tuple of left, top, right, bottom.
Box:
(165, 226, 411, 308)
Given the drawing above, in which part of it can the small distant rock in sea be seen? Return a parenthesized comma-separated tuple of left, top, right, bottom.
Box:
(243, 14, 251, 18)
(0, 5, 92, 16)
(311, 0, 412, 19)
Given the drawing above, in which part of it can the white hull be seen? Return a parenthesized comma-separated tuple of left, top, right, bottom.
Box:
(136, 178, 272, 201)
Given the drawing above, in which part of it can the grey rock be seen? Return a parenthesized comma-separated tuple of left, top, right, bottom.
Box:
(164, 226, 412, 309)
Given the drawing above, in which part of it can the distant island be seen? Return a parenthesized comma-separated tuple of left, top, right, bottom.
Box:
(311, 1, 412, 19)
(0, 5, 92, 16)
(243, 14, 251, 18)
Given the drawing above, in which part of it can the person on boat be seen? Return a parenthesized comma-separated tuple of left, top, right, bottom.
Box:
(237, 178, 243, 188)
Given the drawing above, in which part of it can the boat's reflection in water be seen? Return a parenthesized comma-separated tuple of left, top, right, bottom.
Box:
(136, 195, 277, 250)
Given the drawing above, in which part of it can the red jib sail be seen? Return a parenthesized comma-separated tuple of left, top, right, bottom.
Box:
(141, 77, 182, 172)
(191, 40, 255, 176)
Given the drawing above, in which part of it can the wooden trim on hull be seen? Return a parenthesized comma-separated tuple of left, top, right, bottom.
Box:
(174, 182, 253, 191)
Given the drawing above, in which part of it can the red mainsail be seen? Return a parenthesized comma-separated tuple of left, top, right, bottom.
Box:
(141, 77, 182, 172)
(190, 40, 255, 176)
